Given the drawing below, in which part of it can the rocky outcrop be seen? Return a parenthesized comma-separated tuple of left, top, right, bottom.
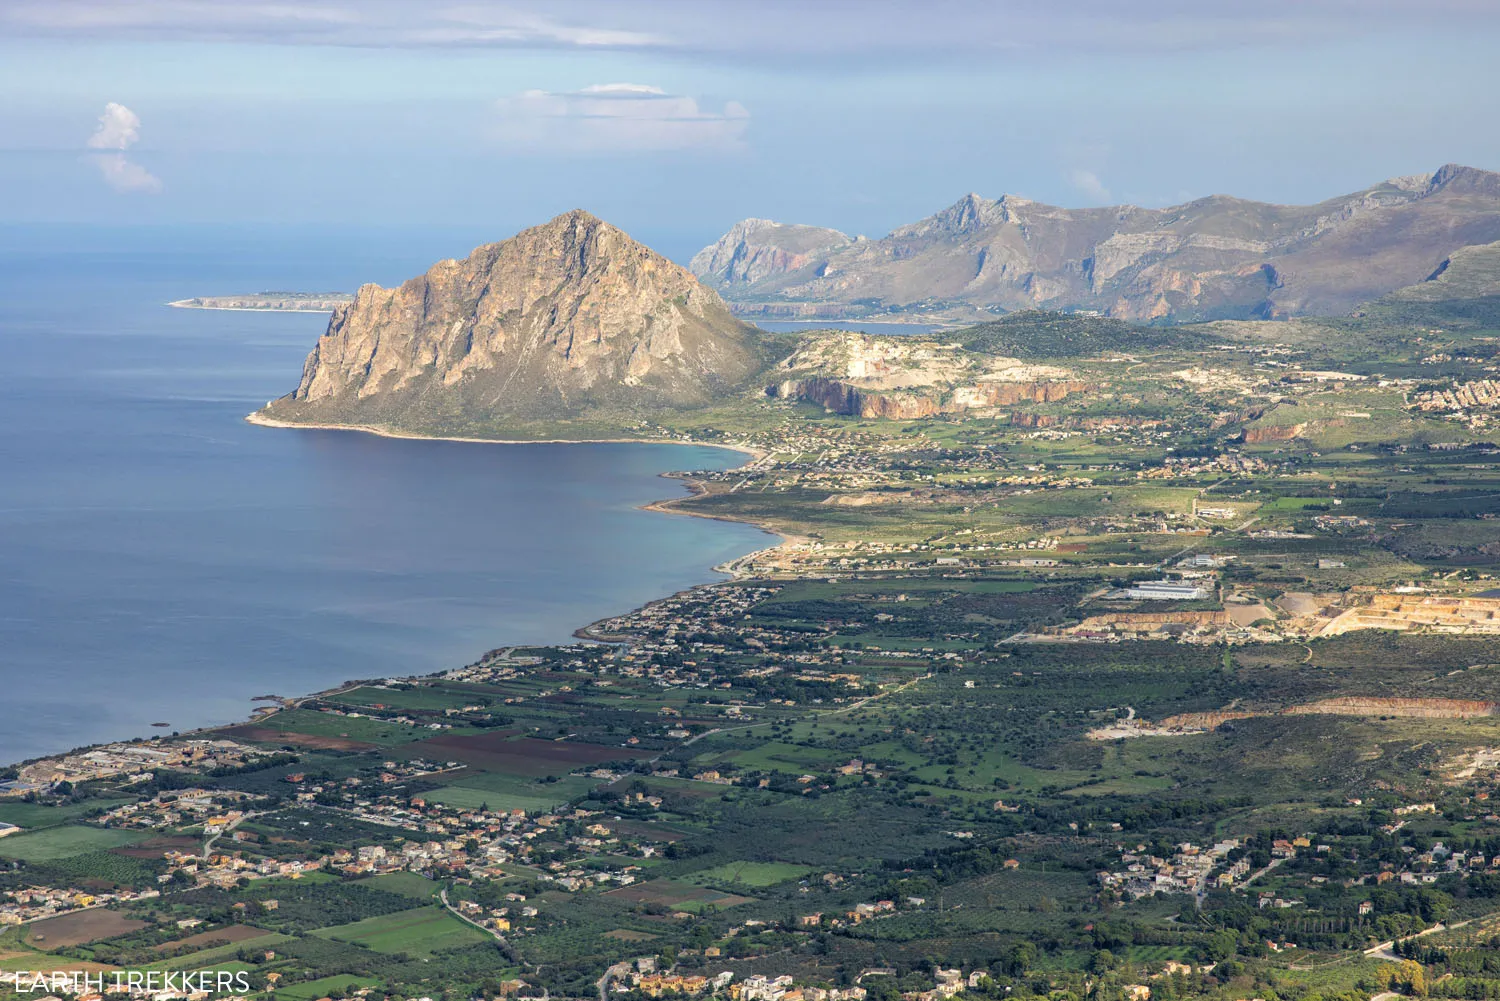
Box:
(694, 164, 1500, 323)
(260, 211, 768, 428)
(766, 330, 1089, 419)
(690, 218, 853, 286)
(772, 376, 1088, 419)
(1319, 594, 1500, 636)
(1155, 710, 1257, 731)
(1284, 697, 1499, 718)
(1242, 423, 1306, 443)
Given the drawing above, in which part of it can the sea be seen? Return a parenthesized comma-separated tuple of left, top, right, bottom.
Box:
(0, 225, 772, 767)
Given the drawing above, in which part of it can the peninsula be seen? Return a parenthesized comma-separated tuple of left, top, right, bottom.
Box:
(8, 198, 1500, 1001)
(169, 291, 354, 312)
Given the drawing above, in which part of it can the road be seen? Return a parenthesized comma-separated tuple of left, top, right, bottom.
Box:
(202, 811, 260, 860)
(440, 886, 527, 972)
(597, 961, 632, 1001)
(1364, 916, 1474, 960)
(1232, 854, 1289, 893)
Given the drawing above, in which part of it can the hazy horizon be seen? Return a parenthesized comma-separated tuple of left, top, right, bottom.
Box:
(3, 0, 1499, 259)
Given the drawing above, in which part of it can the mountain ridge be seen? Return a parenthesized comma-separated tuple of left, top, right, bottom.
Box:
(692, 164, 1500, 323)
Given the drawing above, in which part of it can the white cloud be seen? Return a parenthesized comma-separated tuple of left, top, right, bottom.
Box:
(92, 152, 165, 193)
(85, 103, 162, 193)
(1068, 169, 1111, 202)
(493, 83, 748, 153)
(88, 102, 143, 150)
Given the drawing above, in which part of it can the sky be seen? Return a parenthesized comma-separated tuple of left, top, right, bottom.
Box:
(2, 0, 1499, 261)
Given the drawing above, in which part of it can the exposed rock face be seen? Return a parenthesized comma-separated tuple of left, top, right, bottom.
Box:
(1319, 594, 1500, 637)
(1242, 423, 1307, 443)
(775, 376, 1087, 419)
(1283, 697, 1499, 718)
(690, 218, 853, 286)
(767, 330, 1089, 418)
(262, 211, 767, 427)
(693, 164, 1500, 322)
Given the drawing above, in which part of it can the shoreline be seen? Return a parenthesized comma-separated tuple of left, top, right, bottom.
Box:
(167, 300, 347, 313)
(246, 411, 794, 640)
(244, 410, 766, 459)
(0, 415, 790, 771)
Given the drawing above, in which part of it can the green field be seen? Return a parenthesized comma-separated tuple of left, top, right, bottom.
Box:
(355, 871, 439, 900)
(690, 860, 815, 887)
(312, 905, 490, 957)
(428, 771, 598, 813)
(0, 801, 126, 830)
(141, 932, 292, 973)
(251, 708, 438, 746)
(275, 975, 386, 1000)
(0, 825, 146, 861)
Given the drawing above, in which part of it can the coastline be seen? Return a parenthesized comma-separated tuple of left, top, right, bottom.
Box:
(246, 410, 793, 644)
(4, 416, 790, 771)
(244, 410, 766, 459)
(167, 300, 346, 313)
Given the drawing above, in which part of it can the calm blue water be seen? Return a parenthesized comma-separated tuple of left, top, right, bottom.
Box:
(0, 228, 771, 766)
(754, 320, 951, 335)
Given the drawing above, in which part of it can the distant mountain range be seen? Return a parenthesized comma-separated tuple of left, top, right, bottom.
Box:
(255, 181, 1500, 436)
(690, 164, 1500, 323)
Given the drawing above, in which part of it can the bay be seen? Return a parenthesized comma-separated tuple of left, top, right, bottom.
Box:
(0, 227, 772, 766)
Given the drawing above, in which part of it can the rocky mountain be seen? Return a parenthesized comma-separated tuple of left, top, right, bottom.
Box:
(257, 211, 769, 431)
(694, 164, 1500, 323)
(689, 218, 854, 287)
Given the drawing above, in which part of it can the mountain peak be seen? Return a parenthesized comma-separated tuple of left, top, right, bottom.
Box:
(889, 192, 1012, 240)
(1427, 163, 1500, 195)
(689, 217, 851, 286)
(691, 166, 1500, 322)
(261, 212, 766, 428)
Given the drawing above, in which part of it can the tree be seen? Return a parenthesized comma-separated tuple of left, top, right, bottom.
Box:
(1006, 942, 1037, 976)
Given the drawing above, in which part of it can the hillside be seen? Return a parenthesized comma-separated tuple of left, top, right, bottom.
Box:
(693, 163, 1500, 323)
(256, 211, 772, 434)
(1353, 238, 1500, 329)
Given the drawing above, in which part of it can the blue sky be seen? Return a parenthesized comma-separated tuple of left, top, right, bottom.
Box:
(3, 0, 1498, 260)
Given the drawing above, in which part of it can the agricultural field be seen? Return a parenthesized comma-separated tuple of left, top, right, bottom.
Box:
(8, 296, 1500, 999)
(355, 872, 439, 900)
(0, 824, 146, 861)
(690, 861, 815, 888)
(25, 909, 149, 950)
(312, 906, 491, 958)
(274, 974, 386, 1000)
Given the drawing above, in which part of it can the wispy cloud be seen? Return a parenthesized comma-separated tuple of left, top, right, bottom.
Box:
(3, 0, 1490, 57)
(493, 84, 748, 153)
(1068, 168, 1111, 203)
(85, 103, 162, 193)
(1, 0, 662, 49)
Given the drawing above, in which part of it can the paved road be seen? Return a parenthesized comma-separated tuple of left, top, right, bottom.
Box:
(202, 811, 260, 860)
(597, 961, 632, 1001)
(440, 886, 527, 971)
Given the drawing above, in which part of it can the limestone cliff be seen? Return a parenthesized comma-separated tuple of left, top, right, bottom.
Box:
(768, 330, 1089, 419)
(259, 210, 768, 430)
